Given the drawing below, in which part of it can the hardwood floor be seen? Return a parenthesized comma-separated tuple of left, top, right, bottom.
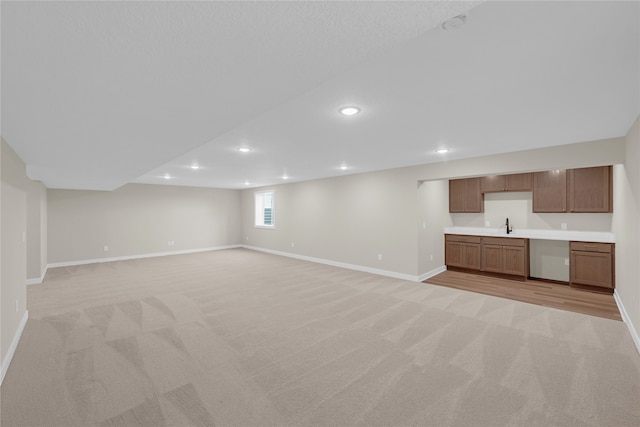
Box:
(426, 269, 622, 321)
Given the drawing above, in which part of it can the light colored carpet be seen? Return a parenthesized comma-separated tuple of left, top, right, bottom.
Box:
(1, 248, 639, 427)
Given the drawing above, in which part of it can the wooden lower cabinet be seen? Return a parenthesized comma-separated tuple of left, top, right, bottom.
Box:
(481, 237, 529, 278)
(570, 241, 615, 289)
(481, 244, 503, 273)
(503, 245, 529, 276)
(445, 235, 481, 270)
(444, 234, 616, 292)
(445, 235, 528, 277)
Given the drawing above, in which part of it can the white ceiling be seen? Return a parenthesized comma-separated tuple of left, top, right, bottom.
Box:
(2, 1, 638, 191)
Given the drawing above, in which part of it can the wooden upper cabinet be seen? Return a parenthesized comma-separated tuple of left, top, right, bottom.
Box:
(533, 170, 567, 213)
(481, 175, 506, 192)
(506, 173, 533, 191)
(449, 178, 483, 213)
(568, 166, 612, 213)
(449, 179, 467, 212)
(464, 178, 483, 212)
(481, 173, 532, 192)
(452, 167, 611, 214)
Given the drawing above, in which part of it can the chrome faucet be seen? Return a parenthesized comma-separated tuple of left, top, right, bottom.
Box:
(506, 217, 512, 234)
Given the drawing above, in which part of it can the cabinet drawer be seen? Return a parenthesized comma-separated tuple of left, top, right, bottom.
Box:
(445, 234, 481, 244)
(481, 237, 526, 247)
(570, 241, 612, 253)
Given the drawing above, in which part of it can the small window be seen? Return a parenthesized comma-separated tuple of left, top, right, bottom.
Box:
(255, 190, 275, 228)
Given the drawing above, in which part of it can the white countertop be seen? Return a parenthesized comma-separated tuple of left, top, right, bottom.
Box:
(444, 227, 615, 243)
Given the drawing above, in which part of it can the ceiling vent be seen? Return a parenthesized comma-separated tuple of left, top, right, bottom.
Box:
(442, 14, 468, 31)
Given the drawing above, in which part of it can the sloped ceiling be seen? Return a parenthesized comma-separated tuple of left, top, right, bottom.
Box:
(2, 1, 638, 190)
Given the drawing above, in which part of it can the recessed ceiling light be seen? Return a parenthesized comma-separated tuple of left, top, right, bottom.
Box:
(339, 165, 349, 171)
(339, 106, 360, 116)
(282, 175, 289, 180)
(238, 147, 252, 153)
(190, 164, 200, 170)
(436, 149, 450, 154)
(163, 173, 171, 180)
(244, 181, 250, 186)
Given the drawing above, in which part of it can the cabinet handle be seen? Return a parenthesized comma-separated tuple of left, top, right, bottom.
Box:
(582, 245, 597, 248)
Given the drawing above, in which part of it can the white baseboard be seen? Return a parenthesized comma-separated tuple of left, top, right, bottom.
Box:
(26, 266, 49, 285)
(241, 245, 424, 282)
(46, 245, 242, 269)
(1, 310, 29, 385)
(614, 290, 640, 355)
(418, 265, 447, 282)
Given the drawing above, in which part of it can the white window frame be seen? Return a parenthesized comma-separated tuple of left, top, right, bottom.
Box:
(254, 190, 275, 229)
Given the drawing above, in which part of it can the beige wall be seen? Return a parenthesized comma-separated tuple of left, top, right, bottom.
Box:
(1, 140, 28, 365)
(417, 179, 452, 276)
(26, 179, 47, 281)
(243, 136, 627, 281)
(242, 167, 421, 277)
(413, 136, 625, 181)
(48, 183, 242, 264)
(612, 116, 640, 346)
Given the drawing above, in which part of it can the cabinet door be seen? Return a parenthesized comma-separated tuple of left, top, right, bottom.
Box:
(481, 244, 503, 273)
(464, 178, 483, 213)
(568, 166, 612, 213)
(503, 246, 527, 276)
(570, 251, 613, 288)
(445, 240, 464, 267)
(463, 242, 481, 270)
(533, 170, 567, 212)
(506, 173, 533, 191)
(481, 175, 506, 192)
(449, 179, 466, 213)
(449, 178, 483, 213)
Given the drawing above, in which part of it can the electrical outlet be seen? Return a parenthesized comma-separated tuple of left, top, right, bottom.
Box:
(246, 236, 249, 241)
(291, 242, 295, 248)
(565, 258, 570, 266)
(485, 221, 490, 227)
(422, 222, 426, 230)
(378, 254, 382, 261)
(15, 300, 19, 312)
(430, 255, 434, 261)
(561, 223, 567, 230)
(103, 245, 109, 252)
